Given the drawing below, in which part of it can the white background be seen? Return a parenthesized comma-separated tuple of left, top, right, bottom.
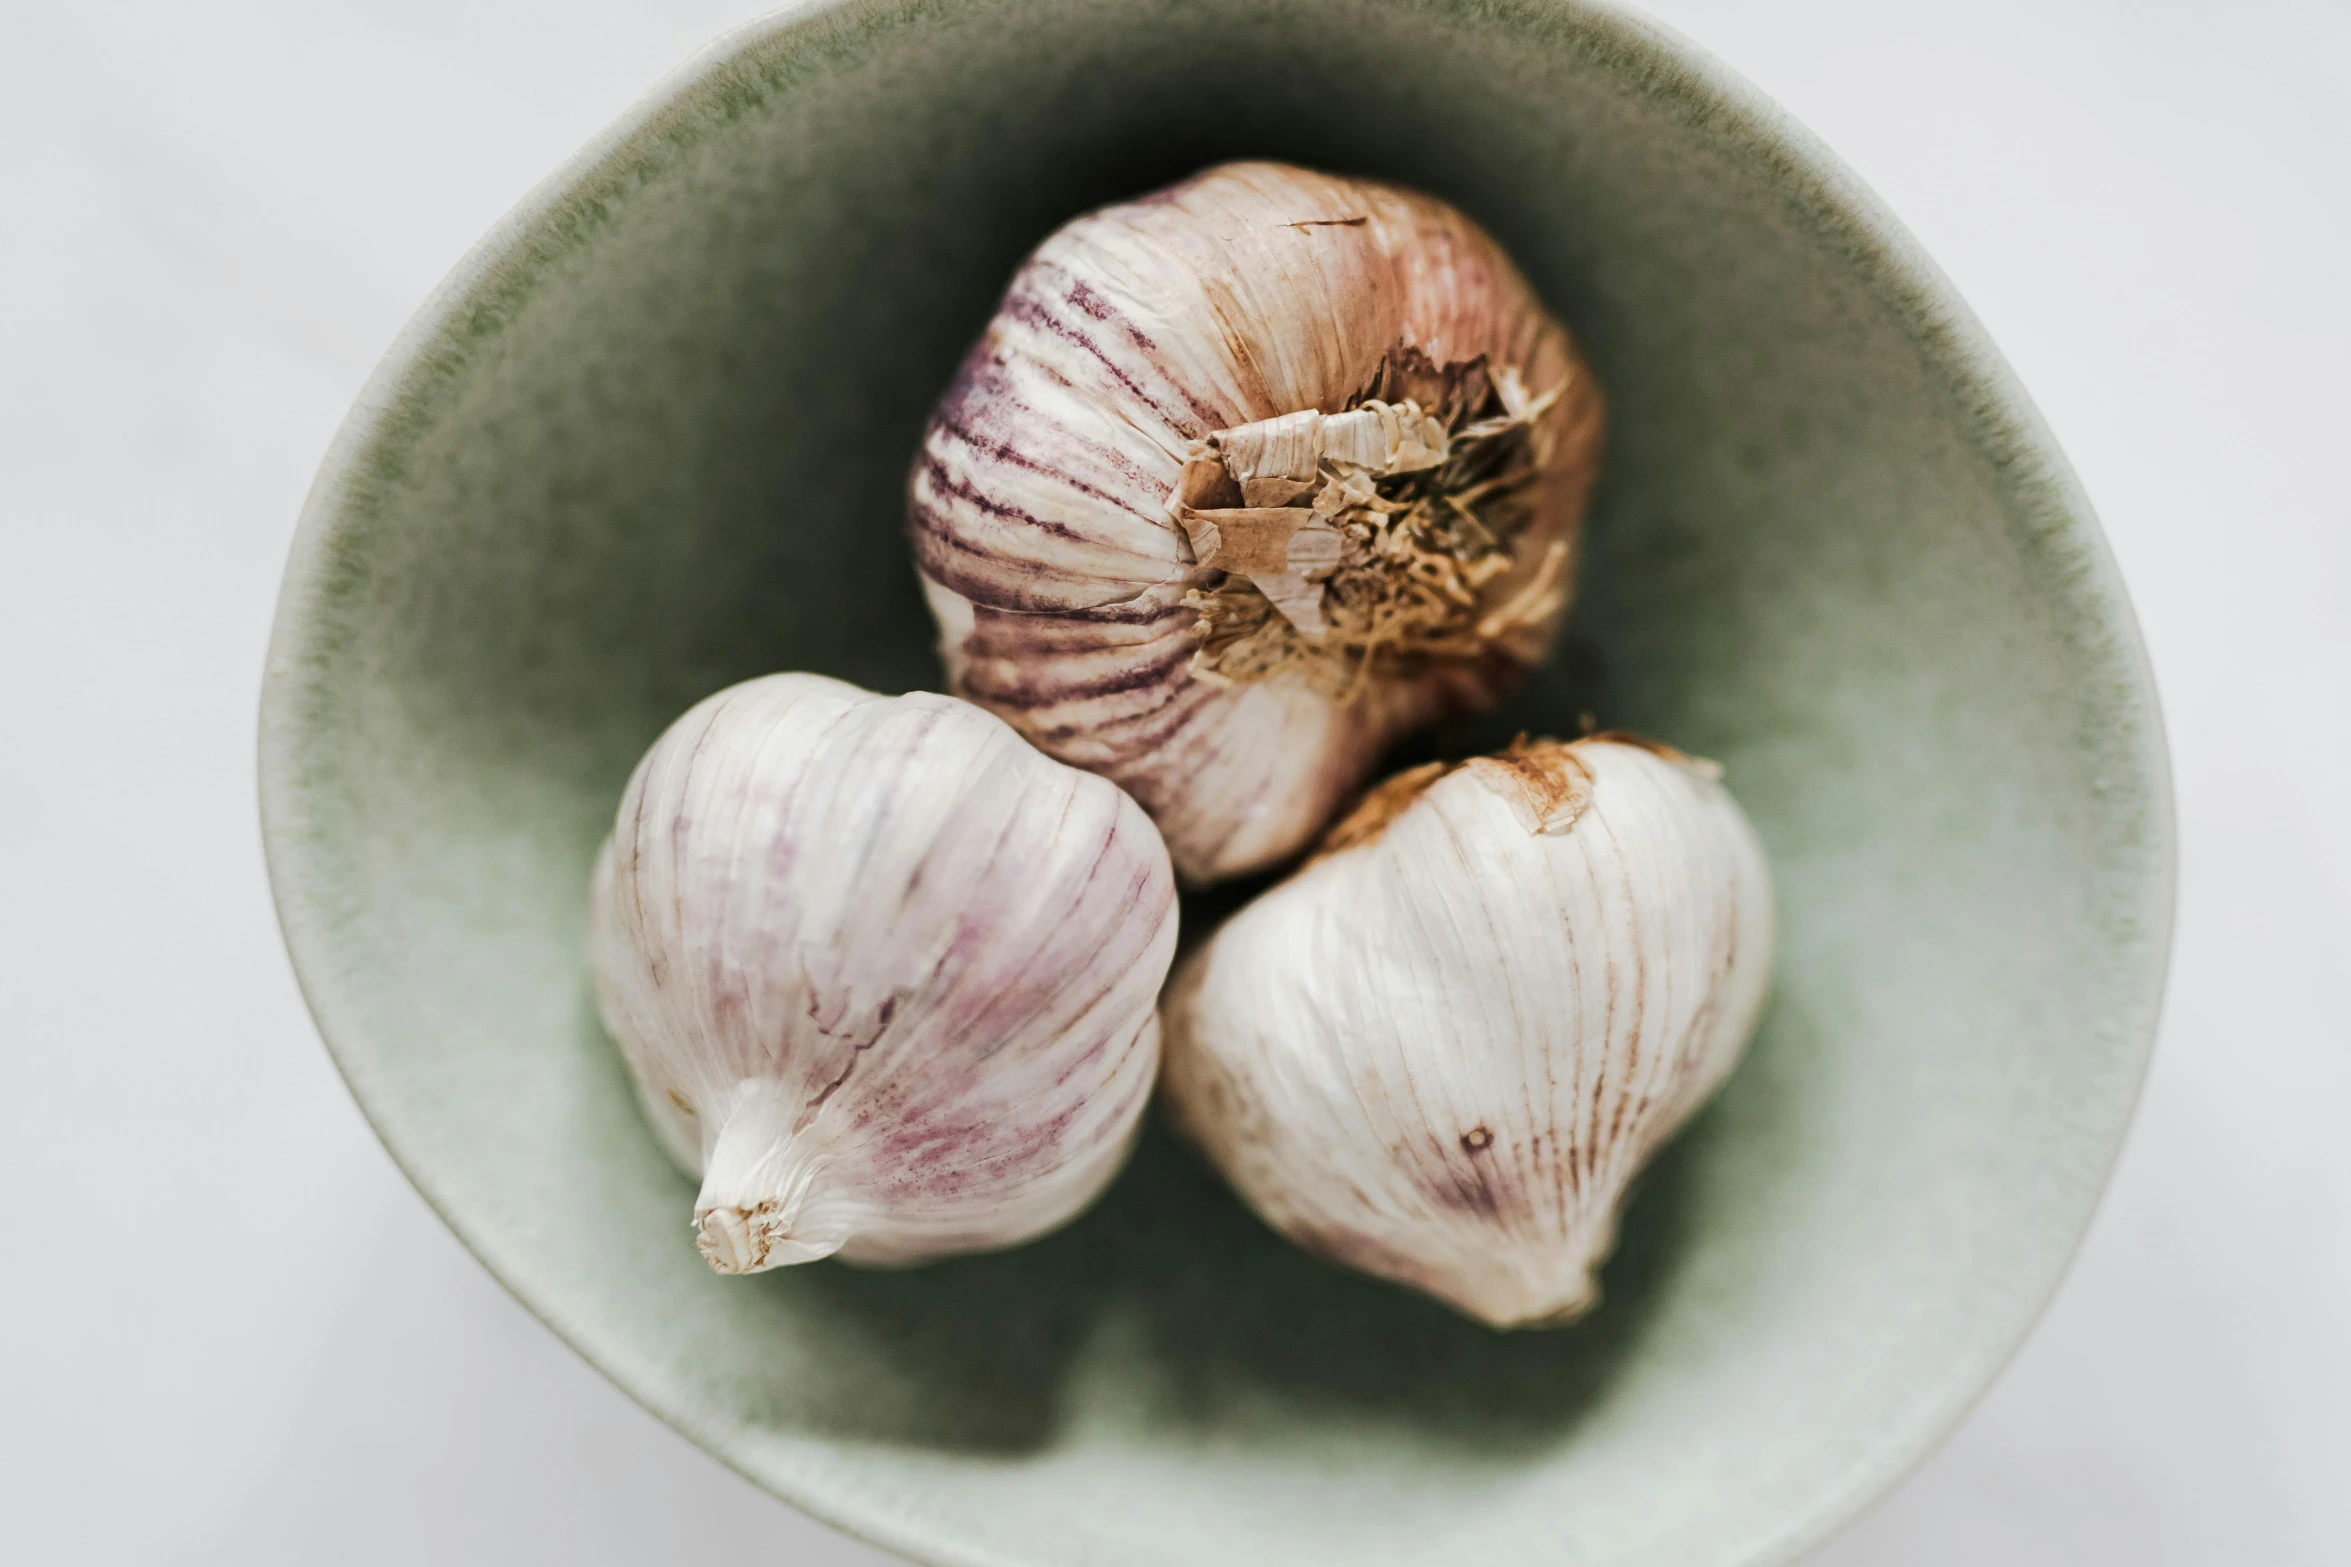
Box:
(3, 2, 2344, 1562)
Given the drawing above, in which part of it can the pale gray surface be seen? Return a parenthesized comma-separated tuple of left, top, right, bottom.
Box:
(0, 3, 2341, 1565)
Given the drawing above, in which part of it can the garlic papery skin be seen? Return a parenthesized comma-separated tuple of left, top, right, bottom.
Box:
(1160, 736, 1772, 1328)
(588, 673, 1177, 1274)
(910, 161, 1604, 886)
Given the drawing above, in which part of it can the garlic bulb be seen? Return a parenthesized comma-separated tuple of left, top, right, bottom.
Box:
(589, 673, 1177, 1274)
(1160, 735, 1772, 1327)
(910, 161, 1604, 885)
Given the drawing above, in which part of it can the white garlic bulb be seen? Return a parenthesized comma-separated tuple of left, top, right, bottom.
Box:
(911, 161, 1604, 885)
(1160, 735, 1772, 1327)
(589, 673, 1177, 1274)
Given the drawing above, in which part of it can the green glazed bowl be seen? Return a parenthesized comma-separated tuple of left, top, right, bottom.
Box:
(259, 1, 2173, 1563)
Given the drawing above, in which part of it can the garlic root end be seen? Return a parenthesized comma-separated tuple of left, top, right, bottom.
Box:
(689, 1076, 853, 1275)
(692, 1200, 847, 1275)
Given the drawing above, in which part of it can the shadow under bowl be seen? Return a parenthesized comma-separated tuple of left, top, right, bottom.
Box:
(259, 2, 2173, 1564)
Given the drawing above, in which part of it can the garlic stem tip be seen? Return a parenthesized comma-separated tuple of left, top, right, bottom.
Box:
(691, 1193, 854, 1274)
(694, 1204, 763, 1275)
(1518, 1278, 1601, 1330)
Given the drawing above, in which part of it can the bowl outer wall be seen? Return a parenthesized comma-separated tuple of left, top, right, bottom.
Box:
(258, 2, 2174, 1565)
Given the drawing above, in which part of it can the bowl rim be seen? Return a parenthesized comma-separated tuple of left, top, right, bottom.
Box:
(258, 2, 2177, 1563)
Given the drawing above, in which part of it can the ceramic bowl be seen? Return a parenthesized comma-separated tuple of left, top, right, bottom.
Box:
(259, 2, 2172, 1562)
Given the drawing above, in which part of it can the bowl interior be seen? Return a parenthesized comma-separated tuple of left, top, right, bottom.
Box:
(260, 2, 2171, 1564)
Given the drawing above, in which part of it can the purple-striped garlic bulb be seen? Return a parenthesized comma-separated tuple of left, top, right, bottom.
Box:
(910, 162, 1605, 885)
(1160, 736, 1772, 1327)
(589, 673, 1177, 1274)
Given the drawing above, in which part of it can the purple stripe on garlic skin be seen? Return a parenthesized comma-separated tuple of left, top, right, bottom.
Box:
(1160, 737, 1773, 1329)
(588, 673, 1177, 1274)
(909, 162, 1605, 885)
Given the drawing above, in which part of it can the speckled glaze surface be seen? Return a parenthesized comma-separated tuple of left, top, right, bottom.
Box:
(258, 3, 2173, 1565)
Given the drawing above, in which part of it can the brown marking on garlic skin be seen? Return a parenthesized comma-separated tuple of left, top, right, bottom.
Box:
(1310, 731, 1706, 863)
(1460, 1125, 1494, 1153)
(1464, 735, 1596, 834)
(1311, 760, 1452, 860)
(1286, 215, 1369, 228)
